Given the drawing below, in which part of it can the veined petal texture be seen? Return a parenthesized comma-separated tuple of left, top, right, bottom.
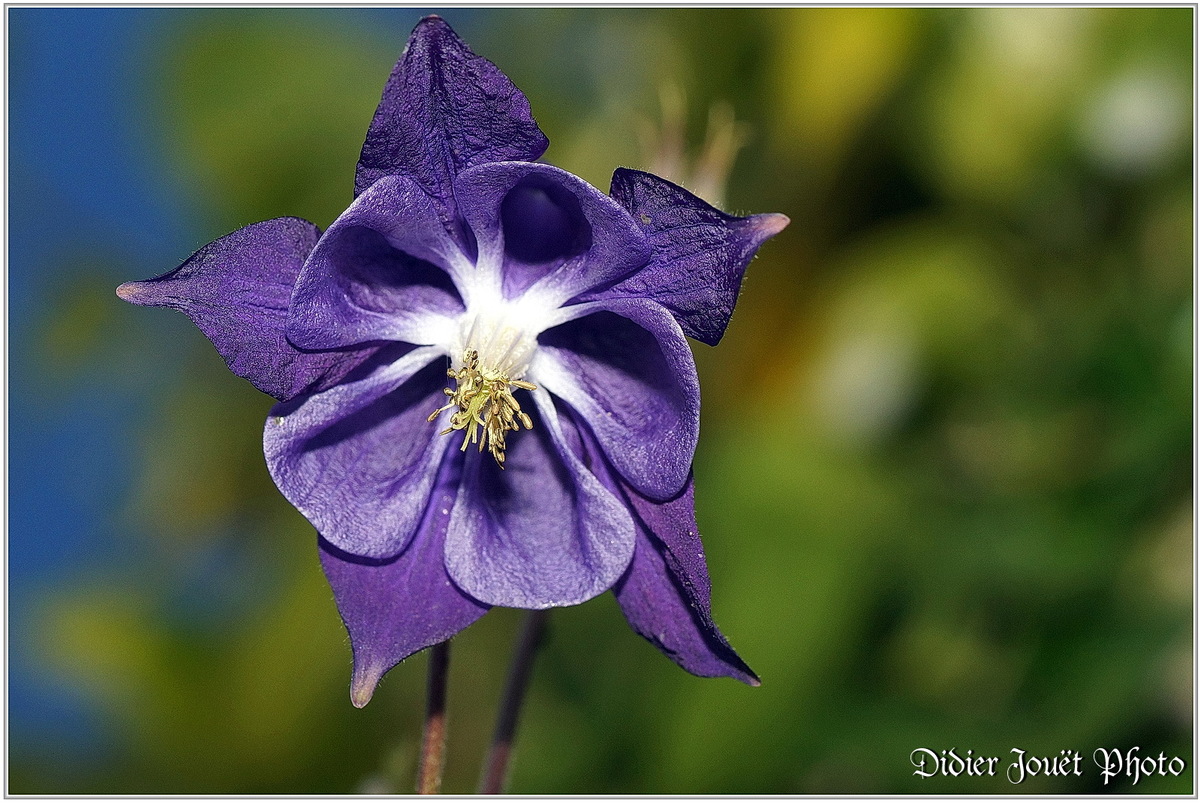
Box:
(532, 298, 699, 501)
(354, 15, 549, 246)
(319, 449, 488, 708)
(602, 168, 788, 346)
(117, 217, 376, 402)
(288, 176, 468, 351)
(613, 475, 758, 685)
(265, 346, 451, 559)
(444, 390, 636, 609)
(454, 162, 651, 304)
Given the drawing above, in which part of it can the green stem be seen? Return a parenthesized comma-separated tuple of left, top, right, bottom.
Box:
(416, 641, 451, 794)
(477, 610, 549, 794)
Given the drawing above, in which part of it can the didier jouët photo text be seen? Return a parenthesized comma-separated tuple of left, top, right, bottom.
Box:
(910, 747, 1187, 786)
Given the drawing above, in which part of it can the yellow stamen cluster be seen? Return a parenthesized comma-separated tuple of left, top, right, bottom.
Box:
(428, 349, 536, 467)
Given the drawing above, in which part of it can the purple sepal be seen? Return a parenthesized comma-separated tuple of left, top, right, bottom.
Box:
(613, 475, 759, 685)
(318, 451, 488, 708)
(354, 15, 549, 244)
(116, 217, 375, 402)
(602, 168, 789, 346)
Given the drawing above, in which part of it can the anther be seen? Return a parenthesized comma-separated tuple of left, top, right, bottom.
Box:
(429, 349, 538, 467)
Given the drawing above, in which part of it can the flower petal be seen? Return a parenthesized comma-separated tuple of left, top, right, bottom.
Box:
(531, 298, 699, 501)
(444, 390, 636, 609)
(600, 168, 789, 345)
(318, 452, 488, 708)
(613, 475, 759, 685)
(264, 345, 451, 559)
(287, 176, 469, 351)
(354, 15, 549, 245)
(454, 162, 651, 304)
(116, 217, 375, 402)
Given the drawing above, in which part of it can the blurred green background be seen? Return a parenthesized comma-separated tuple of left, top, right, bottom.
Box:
(8, 6, 1193, 794)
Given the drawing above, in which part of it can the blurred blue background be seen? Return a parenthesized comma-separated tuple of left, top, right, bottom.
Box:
(8, 7, 1193, 794)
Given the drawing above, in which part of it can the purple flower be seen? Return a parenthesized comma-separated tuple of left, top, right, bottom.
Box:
(118, 16, 787, 706)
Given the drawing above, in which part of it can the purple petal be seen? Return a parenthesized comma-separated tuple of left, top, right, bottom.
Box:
(600, 168, 789, 346)
(532, 298, 698, 501)
(319, 451, 488, 708)
(264, 346, 453, 559)
(287, 176, 468, 351)
(454, 162, 651, 303)
(613, 475, 759, 685)
(443, 390, 636, 609)
(117, 218, 375, 402)
(354, 15, 549, 246)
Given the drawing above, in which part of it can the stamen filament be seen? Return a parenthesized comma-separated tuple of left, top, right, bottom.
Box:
(429, 349, 537, 467)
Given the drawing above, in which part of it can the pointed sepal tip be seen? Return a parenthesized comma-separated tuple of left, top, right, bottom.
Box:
(350, 661, 385, 708)
(753, 212, 790, 239)
(115, 281, 142, 303)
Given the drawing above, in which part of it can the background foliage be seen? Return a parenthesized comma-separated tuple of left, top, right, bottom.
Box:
(8, 7, 1193, 794)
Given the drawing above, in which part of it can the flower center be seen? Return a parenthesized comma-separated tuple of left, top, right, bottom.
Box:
(428, 349, 536, 467)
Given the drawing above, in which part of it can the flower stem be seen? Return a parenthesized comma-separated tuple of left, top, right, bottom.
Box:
(416, 641, 451, 795)
(477, 610, 549, 794)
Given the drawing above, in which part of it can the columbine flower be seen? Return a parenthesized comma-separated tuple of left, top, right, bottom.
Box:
(118, 16, 787, 706)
